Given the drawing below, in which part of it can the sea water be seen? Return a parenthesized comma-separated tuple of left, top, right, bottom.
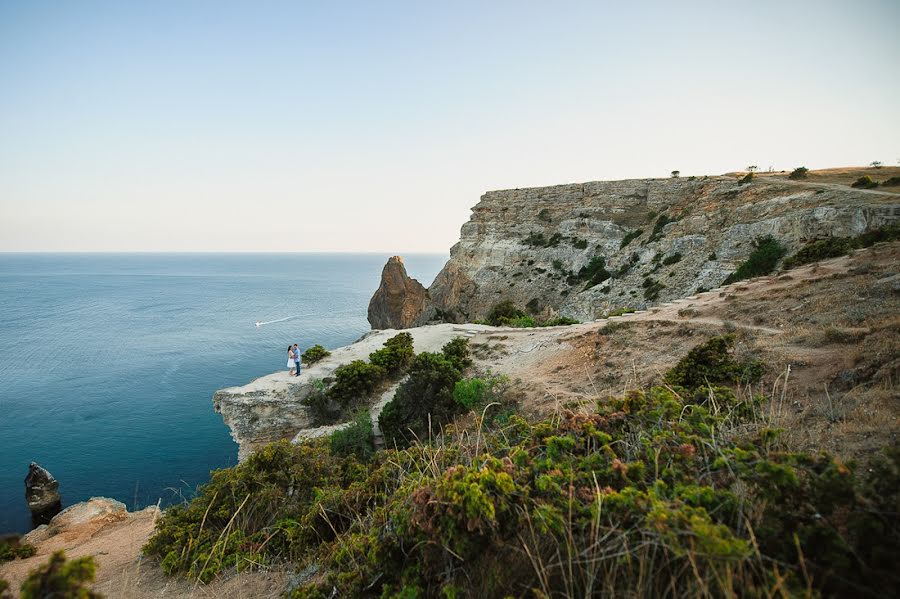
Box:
(0, 253, 446, 533)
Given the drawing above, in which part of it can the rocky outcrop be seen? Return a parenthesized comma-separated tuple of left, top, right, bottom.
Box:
(375, 175, 900, 324)
(367, 256, 433, 329)
(25, 462, 61, 524)
(214, 325, 481, 461)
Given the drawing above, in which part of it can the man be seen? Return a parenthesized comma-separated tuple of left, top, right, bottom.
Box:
(293, 343, 302, 376)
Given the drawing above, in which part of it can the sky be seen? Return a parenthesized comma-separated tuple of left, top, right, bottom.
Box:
(1, 0, 898, 253)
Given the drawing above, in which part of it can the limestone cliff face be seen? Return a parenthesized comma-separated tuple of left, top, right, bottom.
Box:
(391, 176, 899, 324)
(367, 256, 433, 329)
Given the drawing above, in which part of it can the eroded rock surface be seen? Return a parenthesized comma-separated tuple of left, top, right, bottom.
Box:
(367, 256, 433, 329)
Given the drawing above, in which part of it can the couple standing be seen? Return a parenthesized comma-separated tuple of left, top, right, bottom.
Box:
(287, 343, 302, 376)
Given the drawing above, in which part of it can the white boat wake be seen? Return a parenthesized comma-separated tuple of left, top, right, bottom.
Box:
(254, 314, 304, 328)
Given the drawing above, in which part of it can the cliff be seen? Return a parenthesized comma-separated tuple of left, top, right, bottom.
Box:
(369, 168, 900, 327)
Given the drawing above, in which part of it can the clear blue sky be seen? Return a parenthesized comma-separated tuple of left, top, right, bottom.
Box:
(1, 0, 898, 252)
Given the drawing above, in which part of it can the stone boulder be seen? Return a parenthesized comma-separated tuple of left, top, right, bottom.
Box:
(367, 256, 432, 329)
(25, 462, 61, 524)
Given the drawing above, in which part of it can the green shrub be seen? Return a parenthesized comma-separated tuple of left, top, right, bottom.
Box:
(642, 276, 664, 301)
(369, 332, 415, 374)
(881, 176, 900, 187)
(782, 225, 900, 270)
(542, 316, 579, 326)
(708, 251, 717, 261)
(575, 255, 611, 288)
(782, 237, 851, 269)
(0, 579, 9, 598)
(851, 175, 878, 189)
(379, 352, 463, 448)
(788, 166, 809, 180)
(300, 344, 331, 365)
(0, 538, 35, 563)
(441, 337, 472, 372)
(329, 411, 374, 462)
(537, 208, 552, 222)
(608, 307, 636, 317)
(646, 214, 678, 244)
(662, 252, 682, 266)
(20, 551, 102, 599)
(486, 301, 526, 326)
(327, 360, 386, 408)
(723, 236, 786, 284)
(738, 172, 754, 185)
(452, 378, 488, 410)
(664, 334, 763, 390)
(524, 232, 562, 247)
(620, 229, 642, 248)
(301, 382, 341, 426)
(572, 237, 588, 249)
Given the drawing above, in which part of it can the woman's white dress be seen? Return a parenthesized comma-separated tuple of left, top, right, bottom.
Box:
(287, 354, 294, 368)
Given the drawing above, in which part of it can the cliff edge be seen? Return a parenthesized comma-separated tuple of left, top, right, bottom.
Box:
(369, 167, 900, 327)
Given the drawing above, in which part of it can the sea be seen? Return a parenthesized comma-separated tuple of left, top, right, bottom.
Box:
(0, 253, 446, 533)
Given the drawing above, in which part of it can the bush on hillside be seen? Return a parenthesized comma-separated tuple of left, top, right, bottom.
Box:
(781, 224, 900, 270)
(881, 176, 900, 187)
(723, 235, 787, 284)
(486, 300, 526, 326)
(378, 352, 463, 448)
(575, 255, 611, 288)
(664, 334, 763, 390)
(326, 360, 386, 409)
(300, 344, 330, 365)
(440, 337, 472, 371)
(738, 171, 754, 185)
(329, 410, 374, 462)
(851, 175, 878, 189)
(0, 538, 35, 563)
(20, 551, 102, 599)
(788, 166, 809, 180)
(646, 213, 678, 244)
(620, 229, 642, 248)
(368, 332, 414, 374)
(662, 252, 682, 266)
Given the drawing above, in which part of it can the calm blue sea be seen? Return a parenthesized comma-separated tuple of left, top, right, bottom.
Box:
(0, 253, 445, 533)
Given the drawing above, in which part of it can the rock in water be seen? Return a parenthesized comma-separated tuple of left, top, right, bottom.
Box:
(367, 256, 432, 329)
(25, 462, 62, 524)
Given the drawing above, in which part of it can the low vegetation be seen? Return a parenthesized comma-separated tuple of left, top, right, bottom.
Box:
(145, 336, 900, 598)
(851, 175, 878, 189)
(300, 344, 330, 365)
(0, 538, 35, 563)
(18, 551, 102, 599)
(661, 252, 682, 266)
(642, 276, 664, 301)
(620, 229, 642, 248)
(646, 213, 678, 244)
(723, 235, 787, 284)
(302, 333, 416, 424)
(788, 166, 809, 180)
(484, 301, 578, 328)
(782, 225, 900, 270)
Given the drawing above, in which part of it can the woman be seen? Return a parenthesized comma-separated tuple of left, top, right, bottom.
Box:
(287, 345, 296, 375)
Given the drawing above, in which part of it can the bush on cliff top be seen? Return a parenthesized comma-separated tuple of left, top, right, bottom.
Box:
(300, 344, 330, 365)
(368, 331, 414, 374)
(145, 338, 900, 598)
